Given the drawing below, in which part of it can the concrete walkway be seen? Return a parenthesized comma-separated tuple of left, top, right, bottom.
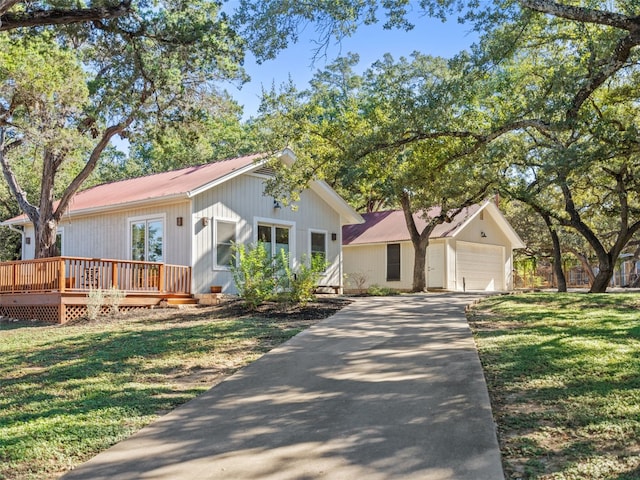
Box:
(62, 294, 504, 480)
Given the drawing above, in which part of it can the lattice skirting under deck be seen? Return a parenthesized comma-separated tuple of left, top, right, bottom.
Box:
(1, 304, 152, 324)
(1, 305, 61, 323)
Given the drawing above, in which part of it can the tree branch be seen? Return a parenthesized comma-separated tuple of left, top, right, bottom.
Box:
(355, 118, 553, 161)
(0, 130, 38, 223)
(519, 1, 640, 120)
(0, 0, 20, 16)
(0, 1, 132, 32)
(519, 0, 639, 30)
(567, 32, 640, 119)
(53, 123, 127, 221)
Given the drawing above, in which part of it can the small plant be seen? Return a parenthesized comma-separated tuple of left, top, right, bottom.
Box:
(367, 284, 400, 296)
(104, 287, 126, 315)
(346, 271, 369, 294)
(231, 242, 277, 310)
(86, 288, 105, 320)
(284, 253, 328, 306)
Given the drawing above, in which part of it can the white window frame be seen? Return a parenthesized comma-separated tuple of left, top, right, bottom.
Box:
(213, 218, 238, 271)
(127, 213, 166, 262)
(253, 217, 296, 266)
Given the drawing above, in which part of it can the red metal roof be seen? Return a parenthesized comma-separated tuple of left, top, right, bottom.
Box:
(342, 204, 481, 245)
(68, 153, 265, 211)
(6, 153, 265, 223)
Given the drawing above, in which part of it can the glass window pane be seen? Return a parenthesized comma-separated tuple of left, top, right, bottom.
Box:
(217, 244, 233, 267)
(258, 225, 271, 243)
(311, 232, 326, 262)
(218, 222, 235, 244)
(258, 225, 273, 257)
(131, 222, 146, 261)
(55, 233, 62, 256)
(147, 220, 164, 262)
(275, 227, 289, 257)
(216, 221, 236, 267)
(275, 227, 289, 244)
(387, 243, 401, 281)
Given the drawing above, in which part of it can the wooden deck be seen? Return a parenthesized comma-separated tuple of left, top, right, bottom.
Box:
(0, 257, 192, 323)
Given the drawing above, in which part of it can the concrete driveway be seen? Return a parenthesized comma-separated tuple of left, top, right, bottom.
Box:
(62, 293, 504, 480)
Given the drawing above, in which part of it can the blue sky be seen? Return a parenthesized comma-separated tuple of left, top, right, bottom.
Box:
(229, 14, 479, 119)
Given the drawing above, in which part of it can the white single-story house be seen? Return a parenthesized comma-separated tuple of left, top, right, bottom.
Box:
(342, 200, 526, 292)
(4, 149, 363, 295)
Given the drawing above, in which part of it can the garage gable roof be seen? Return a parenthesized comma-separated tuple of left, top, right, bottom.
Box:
(342, 200, 525, 248)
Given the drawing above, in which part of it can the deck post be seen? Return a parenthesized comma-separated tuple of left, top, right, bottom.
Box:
(59, 258, 66, 292)
(112, 261, 119, 289)
(158, 263, 165, 293)
(12, 262, 16, 293)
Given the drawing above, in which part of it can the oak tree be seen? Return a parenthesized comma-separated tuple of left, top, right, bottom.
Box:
(0, 1, 245, 258)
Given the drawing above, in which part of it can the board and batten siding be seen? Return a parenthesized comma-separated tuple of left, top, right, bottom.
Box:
(20, 201, 192, 267)
(343, 241, 415, 291)
(191, 173, 343, 294)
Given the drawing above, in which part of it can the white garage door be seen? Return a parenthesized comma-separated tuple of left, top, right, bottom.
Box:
(456, 241, 505, 291)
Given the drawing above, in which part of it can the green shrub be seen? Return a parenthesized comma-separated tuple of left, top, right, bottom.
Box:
(367, 284, 401, 296)
(232, 244, 328, 309)
(282, 252, 327, 306)
(231, 242, 277, 310)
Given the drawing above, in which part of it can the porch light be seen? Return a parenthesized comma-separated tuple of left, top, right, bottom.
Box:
(202, 217, 209, 227)
(331, 233, 337, 241)
(176, 217, 183, 226)
(273, 200, 281, 209)
(481, 231, 487, 238)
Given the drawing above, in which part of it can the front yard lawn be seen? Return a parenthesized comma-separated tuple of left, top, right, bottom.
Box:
(0, 299, 348, 480)
(469, 293, 640, 480)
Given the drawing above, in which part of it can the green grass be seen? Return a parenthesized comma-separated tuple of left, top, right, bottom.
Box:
(0, 308, 315, 480)
(469, 293, 640, 480)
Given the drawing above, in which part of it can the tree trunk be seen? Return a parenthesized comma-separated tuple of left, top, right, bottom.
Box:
(35, 149, 59, 258)
(1, 124, 127, 259)
(590, 260, 614, 293)
(545, 220, 566, 292)
(534, 206, 567, 292)
(411, 237, 430, 292)
(550, 234, 567, 293)
(400, 193, 435, 293)
(35, 219, 59, 258)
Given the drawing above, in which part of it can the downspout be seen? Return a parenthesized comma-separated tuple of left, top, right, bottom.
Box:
(338, 223, 343, 293)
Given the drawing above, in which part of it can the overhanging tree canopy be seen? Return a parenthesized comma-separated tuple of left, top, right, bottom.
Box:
(0, 1, 246, 258)
(258, 53, 497, 291)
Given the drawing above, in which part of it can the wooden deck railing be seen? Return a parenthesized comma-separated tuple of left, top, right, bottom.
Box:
(0, 257, 191, 295)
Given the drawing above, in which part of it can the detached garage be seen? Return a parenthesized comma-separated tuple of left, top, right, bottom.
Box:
(342, 200, 525, 292)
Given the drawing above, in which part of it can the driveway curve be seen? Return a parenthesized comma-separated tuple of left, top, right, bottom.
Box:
(62, 293, 504, 480)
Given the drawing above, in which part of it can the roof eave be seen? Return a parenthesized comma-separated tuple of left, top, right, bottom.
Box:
(187, 155, 270, 198)
(310, 180, 364, 225)
(1, 193, 191, 226)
